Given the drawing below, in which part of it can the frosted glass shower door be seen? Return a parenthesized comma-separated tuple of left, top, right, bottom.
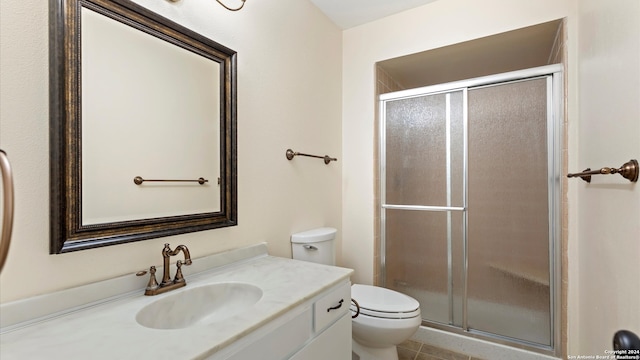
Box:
(380, 69, 560, 350)
(382, 91, 465, 326)
(466, 78, 551, 345)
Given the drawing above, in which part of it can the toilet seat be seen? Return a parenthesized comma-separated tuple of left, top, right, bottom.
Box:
(350, 284, 420, 320)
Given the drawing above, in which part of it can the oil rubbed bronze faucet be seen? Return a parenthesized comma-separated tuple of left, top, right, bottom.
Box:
(137, 243, 192, 296)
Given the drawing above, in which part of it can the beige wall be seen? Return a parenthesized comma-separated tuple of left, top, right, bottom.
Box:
(0, 0, 342, 302)
(575, 0, 640, 355)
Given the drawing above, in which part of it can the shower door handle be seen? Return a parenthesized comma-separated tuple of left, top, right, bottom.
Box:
(0, 150, 15, 274)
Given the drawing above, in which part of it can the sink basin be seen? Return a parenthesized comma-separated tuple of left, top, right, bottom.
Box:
(136, 282, 263, 329)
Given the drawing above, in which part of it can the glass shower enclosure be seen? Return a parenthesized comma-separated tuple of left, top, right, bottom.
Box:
(379, 65, 562, 353)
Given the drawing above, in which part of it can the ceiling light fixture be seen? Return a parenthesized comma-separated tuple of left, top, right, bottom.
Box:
(167, 0, 246, 11)
(215, 0, 246, 11)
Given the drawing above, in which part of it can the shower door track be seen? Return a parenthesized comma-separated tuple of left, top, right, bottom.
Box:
(422, 319, 556, 353)
(379, 64, 563, 357)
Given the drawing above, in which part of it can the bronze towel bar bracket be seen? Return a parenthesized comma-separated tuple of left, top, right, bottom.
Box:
(567, 159, 638, 183)
(133, 176, 209, 185)
(286, 149, 337, 165)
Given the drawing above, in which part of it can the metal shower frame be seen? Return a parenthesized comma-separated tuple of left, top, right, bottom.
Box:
(378, 64, 563, 356)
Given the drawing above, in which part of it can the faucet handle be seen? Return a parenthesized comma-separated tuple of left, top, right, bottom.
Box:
(137, 266, 159, 293)
(174, 260, 186, 284)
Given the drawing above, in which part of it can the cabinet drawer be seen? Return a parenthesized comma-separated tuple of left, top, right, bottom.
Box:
(314, 281, 351, 333)
(289, 314, 351, 360)
(224, 307, 312, 360)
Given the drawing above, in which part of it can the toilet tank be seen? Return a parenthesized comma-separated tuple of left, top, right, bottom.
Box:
(290, 227, 336, 266)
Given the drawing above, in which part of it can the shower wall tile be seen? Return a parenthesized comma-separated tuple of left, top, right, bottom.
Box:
(560, 17, 568, 358)
(376, 66, 405, 94)
(548, 20, 563, 64)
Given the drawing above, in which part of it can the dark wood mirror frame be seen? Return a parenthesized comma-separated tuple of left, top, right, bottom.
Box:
(49, 0, 237, 254)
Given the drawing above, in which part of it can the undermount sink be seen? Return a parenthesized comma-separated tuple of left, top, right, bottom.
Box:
(136, 282, 263, 329)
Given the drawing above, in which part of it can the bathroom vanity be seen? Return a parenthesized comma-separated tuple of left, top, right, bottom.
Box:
(0, 244, 353, 359)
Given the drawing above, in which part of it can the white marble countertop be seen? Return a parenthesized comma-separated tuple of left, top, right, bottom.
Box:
(0, 244, 352, 359)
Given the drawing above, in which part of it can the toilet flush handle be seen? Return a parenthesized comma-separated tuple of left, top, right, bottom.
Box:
(303, 245, 318, 251)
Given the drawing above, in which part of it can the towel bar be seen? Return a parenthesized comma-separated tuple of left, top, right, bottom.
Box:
(133, 176, 209, 185)
(286, 149, 337, 165)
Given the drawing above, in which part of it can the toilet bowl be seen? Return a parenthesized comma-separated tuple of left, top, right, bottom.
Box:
(290, 227, 422, 360)
(350, 284, 421, 360)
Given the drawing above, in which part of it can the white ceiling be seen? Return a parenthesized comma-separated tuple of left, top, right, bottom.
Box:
(308, 0, 440, 29)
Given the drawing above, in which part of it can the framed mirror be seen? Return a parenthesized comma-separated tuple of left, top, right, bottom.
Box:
(49, 0, 237, 254)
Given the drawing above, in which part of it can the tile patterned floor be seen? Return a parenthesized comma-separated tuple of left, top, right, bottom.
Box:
(397, 339, 486, 360)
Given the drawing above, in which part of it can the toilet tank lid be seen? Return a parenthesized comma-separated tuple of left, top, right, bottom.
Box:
(291, 227, 337, 243)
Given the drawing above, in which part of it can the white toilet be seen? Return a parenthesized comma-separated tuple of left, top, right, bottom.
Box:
(291, 227, 421, 360)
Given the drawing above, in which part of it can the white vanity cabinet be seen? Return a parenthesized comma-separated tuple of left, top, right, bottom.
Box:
(289, 281, 352, 359)
(289, 314, 351, 360)
(0, 245, 354, 360)
(221, 280, 352, 360)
